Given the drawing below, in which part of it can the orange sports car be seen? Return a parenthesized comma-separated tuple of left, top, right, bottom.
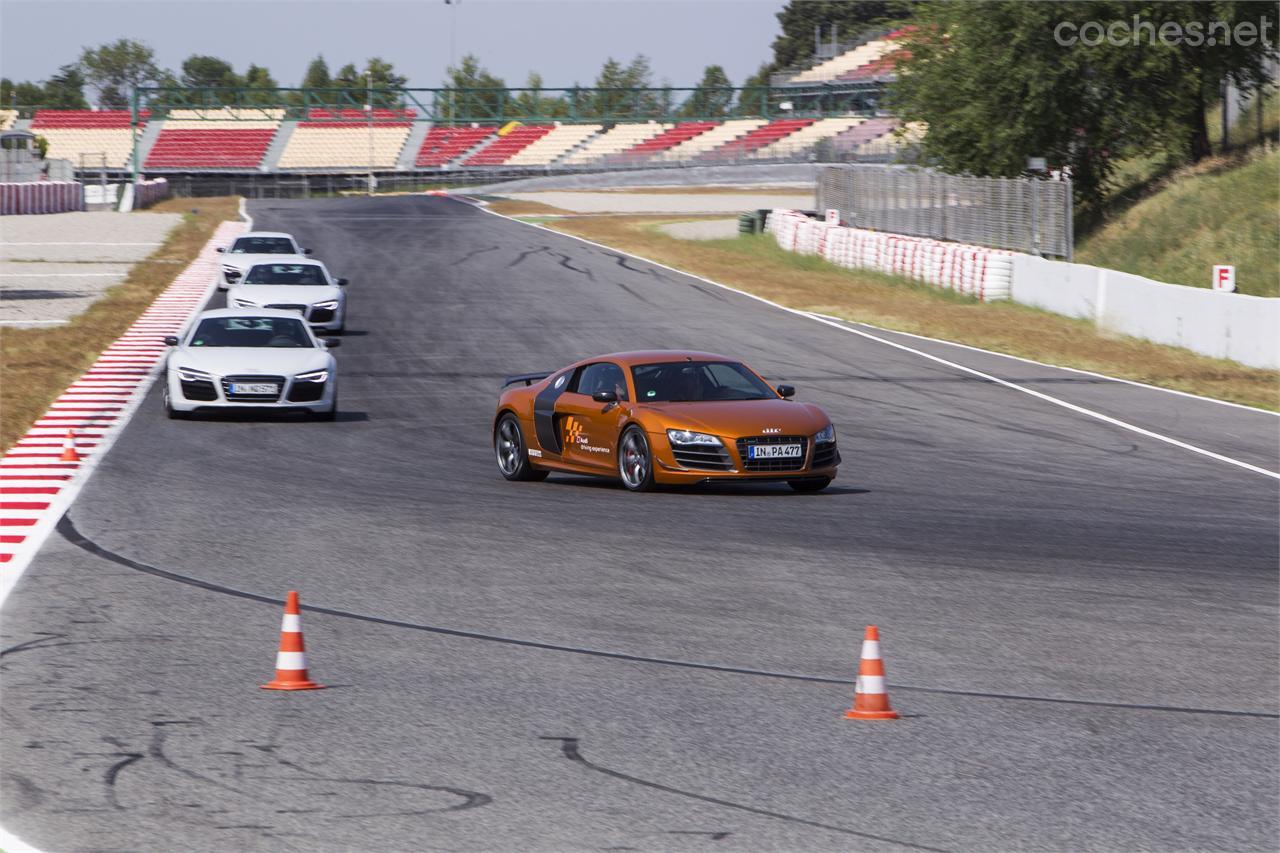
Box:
(493, 350, 840, 492)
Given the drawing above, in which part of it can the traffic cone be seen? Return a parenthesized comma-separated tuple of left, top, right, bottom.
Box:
(59, 430, 81, 462)
(844, 625, 899, 720)
(261, 590, 324, 690)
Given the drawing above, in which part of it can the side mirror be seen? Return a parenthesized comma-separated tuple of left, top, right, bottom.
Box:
(302, 248, 313, 255)
(216, 247, 225, 253)
(777, 384, 796, 398)
(335, 277, 348, 286)
(322, 337, 341, 348)
(592, 390, 618, 404)
(163, 336, 179, 346)
(216, 284, 228, 292)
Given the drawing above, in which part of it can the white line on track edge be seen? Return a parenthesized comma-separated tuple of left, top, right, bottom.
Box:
(476, 202, 1279, 481)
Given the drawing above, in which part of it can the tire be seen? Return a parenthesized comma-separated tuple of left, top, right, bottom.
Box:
(163, 386, 189, 420)
(495, 413, 547, 481)
(617, 426, 657, 492)
(788, 477, 832, 493)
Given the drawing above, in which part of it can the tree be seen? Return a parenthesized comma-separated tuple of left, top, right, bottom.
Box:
(512, 72, 568, 119)
(301, 56, 331, 90)
(0, 79, 48, 107)
(771, 0, 914, 70)
(242, 64, 278, 105)
(43, 64, 89, 109)
(439, 54, 507, 123)
(181, 55, 239, 89)
(79, 38, 167, 107)
(680, 65, 734, 118)
(736, 62, 774, 117)
(587, 54, 659, 119)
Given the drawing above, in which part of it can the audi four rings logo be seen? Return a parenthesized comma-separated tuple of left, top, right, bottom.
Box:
(762, 427, 781, 434)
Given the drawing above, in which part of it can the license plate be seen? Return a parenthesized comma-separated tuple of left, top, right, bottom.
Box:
(749, 443, 801, 459)
(230, 382, 277, 395)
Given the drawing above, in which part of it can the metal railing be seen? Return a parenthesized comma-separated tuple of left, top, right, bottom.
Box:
(817, 165, 1073, 259)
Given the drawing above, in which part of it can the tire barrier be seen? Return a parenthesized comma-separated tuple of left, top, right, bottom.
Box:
(134, 177, 170, 209)
(0, 181, 86, 216)
(765, 208, 1014, 301)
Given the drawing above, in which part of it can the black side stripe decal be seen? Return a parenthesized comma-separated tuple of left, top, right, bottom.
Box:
(533, 373, 569, 453)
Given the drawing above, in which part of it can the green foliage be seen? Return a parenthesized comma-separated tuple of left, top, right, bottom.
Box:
(439, 54, 508, 122)
(31, 134, 49, 158)
(512, 72, 569, 120)
(79, 38, 167, 107)
(890, 1, 1279, 213)
(1076, 150, 1280, 297)
(680, 65, 733, 118)
(771, 0, 914, 70)
(181, 55, 240, 89)
(581, 55, 662, 119)
(301, 56, 331, 89)
(43, 65, 89, 108)
(735, 63, 774, 117)
(1, 78, 47, 107)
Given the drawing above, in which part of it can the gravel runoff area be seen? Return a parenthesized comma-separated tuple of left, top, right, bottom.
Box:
(499, 190, 813, 214)
(658, 218, 742, 240)
(0, 211, 182, 327)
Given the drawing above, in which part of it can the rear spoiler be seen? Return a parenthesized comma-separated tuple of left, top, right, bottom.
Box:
(502, 371, 551, 388)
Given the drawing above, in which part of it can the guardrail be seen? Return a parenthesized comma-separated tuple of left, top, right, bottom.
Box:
(0, 181, 85, 215)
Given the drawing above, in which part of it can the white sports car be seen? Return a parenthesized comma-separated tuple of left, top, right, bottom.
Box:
(225, 259, 348, 333)
(163, 308, 339, 420)
(215, 231, 312, 289)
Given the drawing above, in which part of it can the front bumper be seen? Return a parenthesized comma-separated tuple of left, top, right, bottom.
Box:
(651, 431, 840, 484)
(167, 371, 335, 413)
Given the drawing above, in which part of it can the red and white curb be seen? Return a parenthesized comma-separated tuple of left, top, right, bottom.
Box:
(0, 218, 247, 607)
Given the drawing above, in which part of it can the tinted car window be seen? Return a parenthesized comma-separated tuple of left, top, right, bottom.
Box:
(230, 237, 295, 254)
(244, 264, 327, 286)
(632, 361, 774, 402)
(573, 363, 629, 401)
(189, 317, 313, 348)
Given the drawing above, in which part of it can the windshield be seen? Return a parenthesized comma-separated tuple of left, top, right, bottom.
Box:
(243, 263, 328, 286)
(632, 361, 775, 402)
(230, 237, 295, 254)
(189, 317, 314, 348)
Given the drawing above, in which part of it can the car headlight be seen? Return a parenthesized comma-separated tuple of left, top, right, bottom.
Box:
(176, 366, 212, 382)
(815, 423, 836, 444)
(667, 429, 721, 446)
(311, 300, 339, 310)
(233, 298, 258, 308)
(294, 369, 330, 383)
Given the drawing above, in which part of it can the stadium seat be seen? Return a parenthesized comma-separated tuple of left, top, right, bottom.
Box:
(611, 121, 719, 162)
(753, 116, 866, 158)
(0, 110, 16, 131)
(278, 112, 413, 169)
(145, 109, 281, 169)
(29, 110, 147, 169)
(783, 27, 912, 84)
(653, 119, 765, 161)
(462, 125, 554, 166)
(415, 126, 497, 167)
(559, 122, 671, 165)
(696, 118, 815, 161)
(503, 124, 603, 166)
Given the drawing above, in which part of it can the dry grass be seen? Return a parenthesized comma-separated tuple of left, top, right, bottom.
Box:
(1, 197, 241, 451)
(535, 214, 1279, 411)
(549, 185, 813, 195)
(486, 198, 578, 217)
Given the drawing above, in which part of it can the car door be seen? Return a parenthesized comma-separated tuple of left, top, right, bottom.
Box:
(555, 362, 630, 470)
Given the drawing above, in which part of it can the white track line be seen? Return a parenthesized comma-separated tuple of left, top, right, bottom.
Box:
(477, 202, 1279, 482)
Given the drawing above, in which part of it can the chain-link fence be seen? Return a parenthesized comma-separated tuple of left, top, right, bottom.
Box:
(817, 165, 1073, 259)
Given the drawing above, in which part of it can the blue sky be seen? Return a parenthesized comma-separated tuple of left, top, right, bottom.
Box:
(1, 0, 786, 91)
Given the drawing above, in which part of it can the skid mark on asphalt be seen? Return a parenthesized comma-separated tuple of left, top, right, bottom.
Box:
(540, 737, 946, 851)
(57, 514, 1280, 720)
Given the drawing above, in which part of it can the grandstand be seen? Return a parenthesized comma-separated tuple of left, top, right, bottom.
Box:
(559, 122, 670, 165)
(415, 126, 495, 167)
(28, 110, 141, 169)
(655, 119, 767, 161)
(612, 121, 718, 162)
(145, 109, 282, 170)
(279, 110, 413, 170)
(504, 124, 601, 166)
(463, 125, 553, 166)
(778, 27, 912, 86)
(698, 118, 815, 161)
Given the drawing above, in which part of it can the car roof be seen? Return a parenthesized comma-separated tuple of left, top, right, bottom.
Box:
(235, 231, 296, 240)
(580, 350, 737, 368)
(195, 307, 315, 320)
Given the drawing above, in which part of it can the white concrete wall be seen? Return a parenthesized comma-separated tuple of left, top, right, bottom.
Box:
(1011, 255, 1280, 370)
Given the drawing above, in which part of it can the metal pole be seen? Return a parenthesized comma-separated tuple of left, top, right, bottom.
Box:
(130, 87, 140, 189)
(367, 70, 374, 195)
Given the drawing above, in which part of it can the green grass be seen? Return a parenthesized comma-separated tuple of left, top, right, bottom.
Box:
(1075, 148, 1280, 296)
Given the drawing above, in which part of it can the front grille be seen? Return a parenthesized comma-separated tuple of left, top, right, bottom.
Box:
(266, 303, 309, 319)
(671, 443, 734, 471)
(813, 442, 840, 469)
(309, 307, 335, 323)
(180, 379, 218, 401)
(736, 435, 809, 472)
(287, 381, 326, 403)
(220, 375, 284, 402)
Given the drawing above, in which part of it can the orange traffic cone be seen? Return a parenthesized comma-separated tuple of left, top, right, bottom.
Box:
(59, 430, 81, 462)
(844, 625, 899, 720)
(261, 591, 324, 691)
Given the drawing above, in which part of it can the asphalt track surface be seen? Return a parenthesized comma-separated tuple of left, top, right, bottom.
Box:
(3, 195, 1277, 852)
